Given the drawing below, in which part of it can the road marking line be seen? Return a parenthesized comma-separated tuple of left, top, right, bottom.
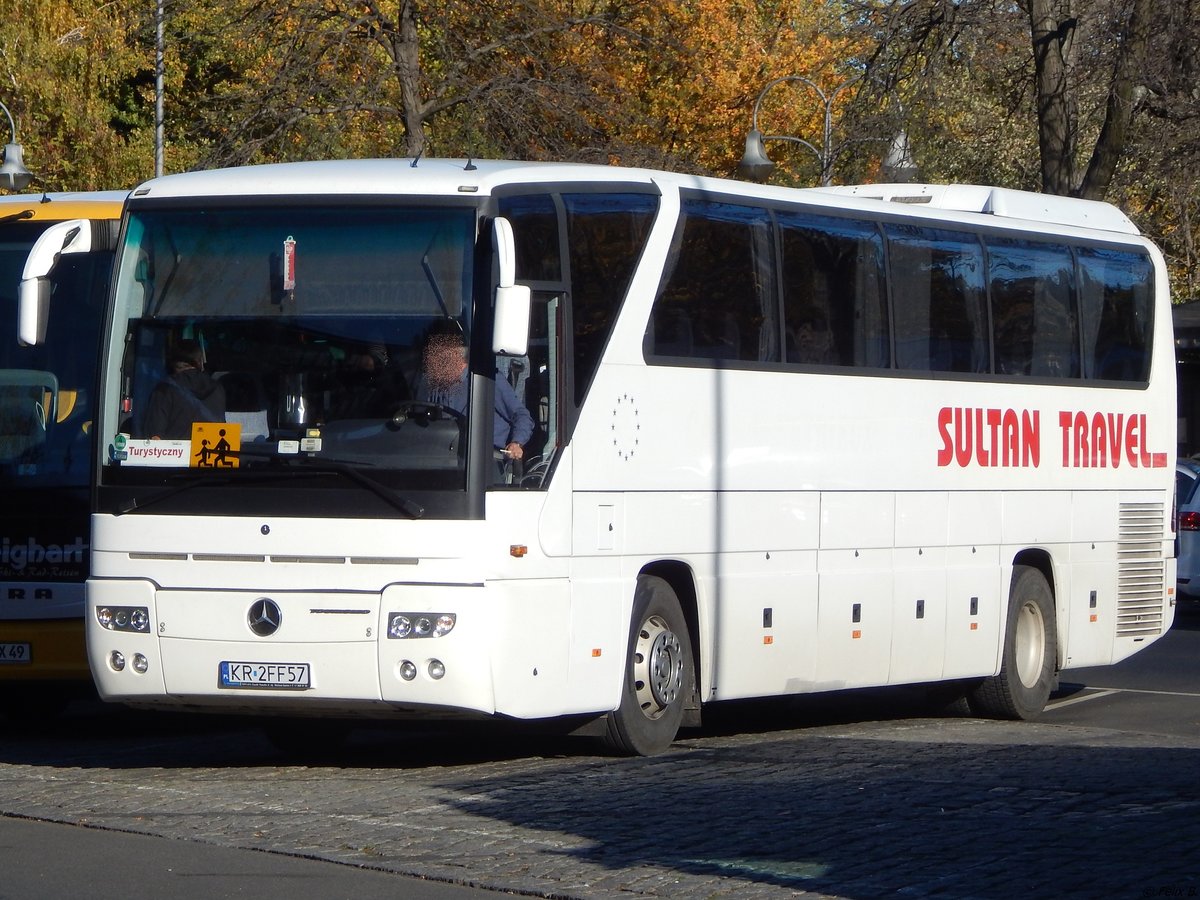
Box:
(1046, 689, 1119, 710)
(1076, 685, 1200, 698)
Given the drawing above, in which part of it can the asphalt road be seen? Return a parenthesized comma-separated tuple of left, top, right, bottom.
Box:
(1047, 605, 1200, 736)
(0, 815, 497, 900)
(0, 609, 1196, 900)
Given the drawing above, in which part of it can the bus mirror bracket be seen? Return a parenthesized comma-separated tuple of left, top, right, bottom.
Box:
(492, 216, 530, 357)
(18, 218, 94, 347)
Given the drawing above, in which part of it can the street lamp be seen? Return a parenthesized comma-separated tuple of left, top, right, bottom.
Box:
(738, 75, 859, 186)
(879, 127, 918, 184)
(0, 100, 34, 192)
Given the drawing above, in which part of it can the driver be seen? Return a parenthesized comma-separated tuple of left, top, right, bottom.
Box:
(422, 332, 533, 461)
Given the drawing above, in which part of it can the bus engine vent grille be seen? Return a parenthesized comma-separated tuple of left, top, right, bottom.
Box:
(1116, 501, 1165, 637)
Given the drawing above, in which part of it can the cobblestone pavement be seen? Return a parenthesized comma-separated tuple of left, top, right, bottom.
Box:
(0, 697, 1197, 900)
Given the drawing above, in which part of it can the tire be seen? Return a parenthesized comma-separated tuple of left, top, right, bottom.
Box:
(603, 575, 693, 756)
(969, 565, 1057, 720)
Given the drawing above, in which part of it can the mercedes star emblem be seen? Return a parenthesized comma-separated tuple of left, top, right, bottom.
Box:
(247, 598, 282, 637)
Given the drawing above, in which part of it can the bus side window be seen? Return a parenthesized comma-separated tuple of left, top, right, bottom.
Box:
(779, 211, 888, 369)
(990, 238, 1079, 379)
(649, 197, 777, 365)
(1078, 246, 1153, 383)
(886, 224, 987, 375)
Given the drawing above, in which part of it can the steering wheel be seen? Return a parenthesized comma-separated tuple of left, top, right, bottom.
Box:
(390, 400, 465, 427)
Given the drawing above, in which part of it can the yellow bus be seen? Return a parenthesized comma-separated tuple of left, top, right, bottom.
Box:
(0, 190, 125, 718)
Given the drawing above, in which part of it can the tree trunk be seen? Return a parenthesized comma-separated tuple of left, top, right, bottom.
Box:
(1028, 0, 1077, 195)
(1078, 0, 1152, 200)
(395, 0, 427, 158)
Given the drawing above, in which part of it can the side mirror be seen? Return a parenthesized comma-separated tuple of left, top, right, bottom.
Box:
(18, 218, 94, 347)
(491, 217, 530, 357)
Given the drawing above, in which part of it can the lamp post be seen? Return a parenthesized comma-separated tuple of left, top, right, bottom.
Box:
(879, 116, 918, 184)
(155, 0, 165, 177)
(0, 100, 34, 192)
(738, 75, 859, 185)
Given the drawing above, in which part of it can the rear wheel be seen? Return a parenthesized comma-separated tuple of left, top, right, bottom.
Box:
(969, 565, 1057, 719)
(603, 575, 693, 756)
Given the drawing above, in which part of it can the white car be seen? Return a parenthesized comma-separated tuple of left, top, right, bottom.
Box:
(1176, 459, 1200, 609)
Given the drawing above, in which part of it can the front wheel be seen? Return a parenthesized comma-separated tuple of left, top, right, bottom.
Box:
(603, 575, 693, 756)
(969, 565, 1057, 719)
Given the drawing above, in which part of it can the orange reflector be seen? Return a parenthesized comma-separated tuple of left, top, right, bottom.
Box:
(970, 622, 978, 631)
(851, 629, 861, 639)
(1090, 614, 1098, 622)
(591, 648, 602, 657)
(763, 635, 773, 645)
(510, 545, 528, 558)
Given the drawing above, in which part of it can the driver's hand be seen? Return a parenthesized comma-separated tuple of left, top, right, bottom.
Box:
(504, 442, 524, 461)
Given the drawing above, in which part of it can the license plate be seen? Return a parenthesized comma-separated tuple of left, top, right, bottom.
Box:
(218, 661, 310, 690)
(0, 642, 31, 664)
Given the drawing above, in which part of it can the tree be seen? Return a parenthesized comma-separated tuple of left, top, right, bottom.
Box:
(0, 0, 155, 190)
(1028, 0, 1153, 200)
(169, 0, 626, 168)
(584, 0, 873, 182)
(854, 0, 1151, 199)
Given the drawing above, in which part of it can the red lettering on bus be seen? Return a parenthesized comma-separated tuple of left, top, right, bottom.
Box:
(937, 407, 1040, 468)
(1055, 410, 1167, 469)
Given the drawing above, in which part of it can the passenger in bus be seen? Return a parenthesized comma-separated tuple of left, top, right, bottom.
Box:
(142, 339, 227, 440)
(788, 307, 837, 365)
(422, 332, 534, 461)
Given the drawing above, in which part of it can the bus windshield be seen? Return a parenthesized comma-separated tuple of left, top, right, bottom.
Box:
(102, 203, 480, 498)
(0, 220, 110, 492)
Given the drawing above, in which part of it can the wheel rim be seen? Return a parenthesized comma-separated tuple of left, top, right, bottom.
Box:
(633, 614, 684, 720)
(1013, 600, 1046, 688)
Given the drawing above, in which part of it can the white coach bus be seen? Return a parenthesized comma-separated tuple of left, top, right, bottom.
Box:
(32, 160, 1174, 754)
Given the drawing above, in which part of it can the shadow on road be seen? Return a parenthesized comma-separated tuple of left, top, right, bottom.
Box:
(433, 728, 1200, 899)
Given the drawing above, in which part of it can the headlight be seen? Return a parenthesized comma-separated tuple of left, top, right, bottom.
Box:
(388, 614, 412, 638)
(96, 606, 151, 633)
(387, 612, 455, 639)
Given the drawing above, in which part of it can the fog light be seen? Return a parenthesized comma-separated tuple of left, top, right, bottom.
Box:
(434, 614, 456, 637)
(109, 651, 125, 672)
(414, 616, 433, 637)
(389, 614, 412, 639)
(399, 660, 417, 681)
(96, 607, 113, 628)
(132, 653, 149, 674)
(428, 659, 445, 680)
(130, 609, 149, 632)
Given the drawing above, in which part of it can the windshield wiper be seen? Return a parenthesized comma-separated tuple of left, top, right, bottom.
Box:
(236, 445, 425, 518)
(114, 472, 239, 515)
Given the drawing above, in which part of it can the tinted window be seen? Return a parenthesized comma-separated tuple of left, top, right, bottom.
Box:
(1078, 246, 1153, 382)
(648, 199, 776, 363)
(501, 192, 657, 404)
(563, 193, 656, 402)
(502, 194, 562, 283)
(989, 238, 1079, 378)
(887, 225, 988, 373)
(1177, 468, 1199, 506)
(779, 211, 888, 367)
